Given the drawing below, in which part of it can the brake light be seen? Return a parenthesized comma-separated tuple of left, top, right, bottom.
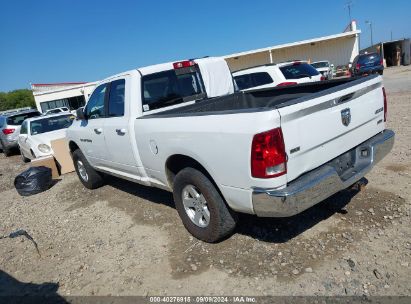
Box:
(382, 87, 387, 122)
(293, 61, 301, 65)
(380, 58, 383, 65)
(276, 82, 297, 87)
(251, 128, 287, 178)
(2, 128, 15, 135)
(320, 76, 326, 81)
(356, 63, 361, 70)
(173, 60, 195, 69)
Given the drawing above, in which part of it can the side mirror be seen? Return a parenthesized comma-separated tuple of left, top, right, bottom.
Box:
(76, 107, 86, 120)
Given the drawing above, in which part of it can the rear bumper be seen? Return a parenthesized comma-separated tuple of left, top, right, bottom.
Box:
(356, 67, 384, 74)
(252, 129, 395, 217)
(0, 137, 18, 149)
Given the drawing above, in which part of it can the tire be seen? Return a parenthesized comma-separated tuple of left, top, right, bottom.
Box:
(20, 149, 30, 163)
(72, 149, 104, 189)
(378, 70, 384, 75)
(3, 145, 12, 157)
(173, 167, 237, 243)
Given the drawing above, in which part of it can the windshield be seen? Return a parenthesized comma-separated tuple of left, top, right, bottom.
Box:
(30, 114, 74, 135)
(279, 63, 320, 79)
(311, 62, 329, 68)
(6, 111, 40, 126)
(142, 68, 205, 111)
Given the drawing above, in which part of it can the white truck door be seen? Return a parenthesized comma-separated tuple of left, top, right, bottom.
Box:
(102, 78, 141, 176)
(78, 83, 110, 166)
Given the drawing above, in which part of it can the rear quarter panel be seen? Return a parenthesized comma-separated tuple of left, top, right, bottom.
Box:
(134, 110, 285, 212)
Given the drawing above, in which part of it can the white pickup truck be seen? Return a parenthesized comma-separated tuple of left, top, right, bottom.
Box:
(67, 57, 394, 242)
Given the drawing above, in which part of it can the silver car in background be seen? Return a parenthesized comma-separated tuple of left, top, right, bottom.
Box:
(311, 61, 334, 80)
(0, 108, 41, 156)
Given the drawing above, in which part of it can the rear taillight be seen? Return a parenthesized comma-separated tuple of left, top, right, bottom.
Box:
(382, 87, 387, 122)
(2, 128, 15, 135)
(173, 60, 195, 69)
(276, 82, 297, 87)
(380, 58, 383, 65)
(356, 63, 361, 70)
(320, 76, 326, 81)
(251, 128, 287, 178)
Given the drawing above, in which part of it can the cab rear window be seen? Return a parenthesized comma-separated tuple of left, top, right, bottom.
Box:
(279, 63, 320, 79)
(142, 69, 205, 111)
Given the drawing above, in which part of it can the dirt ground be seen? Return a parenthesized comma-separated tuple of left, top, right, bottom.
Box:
(0, 67, 410, 298)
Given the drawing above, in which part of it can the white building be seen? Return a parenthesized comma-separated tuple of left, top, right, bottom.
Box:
(224, 21, 360, 71)
(31, 22, 360, 111)
(31, 82, 97, 113)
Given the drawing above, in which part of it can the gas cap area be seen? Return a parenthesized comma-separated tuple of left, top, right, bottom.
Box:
(149, 140, 158, 155)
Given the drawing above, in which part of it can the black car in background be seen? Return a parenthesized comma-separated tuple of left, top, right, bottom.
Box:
(351, 53, 384, 77)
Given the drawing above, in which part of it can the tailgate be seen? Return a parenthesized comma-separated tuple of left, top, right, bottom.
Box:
(278, 76, 385, 183)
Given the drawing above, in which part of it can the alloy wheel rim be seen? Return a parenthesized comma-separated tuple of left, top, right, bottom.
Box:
(182, 185, 210, 228)
(77, 160, 88, 182)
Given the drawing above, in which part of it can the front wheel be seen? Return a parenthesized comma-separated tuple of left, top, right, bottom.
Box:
(72, 149, 105, 189)
(20, 149, 30, 163)
(173, 167, 237, 243)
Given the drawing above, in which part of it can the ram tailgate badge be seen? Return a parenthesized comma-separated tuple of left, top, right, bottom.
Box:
(341, 108, 351, 126)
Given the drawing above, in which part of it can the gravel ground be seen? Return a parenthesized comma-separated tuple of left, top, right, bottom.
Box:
(0, 66, 410, 297)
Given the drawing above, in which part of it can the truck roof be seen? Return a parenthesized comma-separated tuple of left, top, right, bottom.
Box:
(98, 57, 225, 83)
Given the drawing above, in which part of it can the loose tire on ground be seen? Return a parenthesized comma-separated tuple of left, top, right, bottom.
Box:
(173, 167, 237, 243)
(72, 149, 105, 189)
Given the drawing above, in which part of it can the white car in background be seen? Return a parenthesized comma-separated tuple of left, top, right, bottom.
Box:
(311, 61, 334, 80)
(233, 61, 323, 91)
(17, 113, 75, 162)
(43, 107, 70, 115)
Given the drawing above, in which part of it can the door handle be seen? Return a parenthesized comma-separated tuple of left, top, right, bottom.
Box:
(116, 128, 127, 135)
(94, 128, 103, 134)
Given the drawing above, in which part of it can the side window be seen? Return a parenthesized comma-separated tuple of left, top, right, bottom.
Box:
(108, 79, 125, 117)
(234, 74, 253, 90)
(85, 84, 107, 119)
(251, 72, 273, 87)
(20, 121, 28, 134)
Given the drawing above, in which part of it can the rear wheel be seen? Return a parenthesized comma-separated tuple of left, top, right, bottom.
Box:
(173, 167, 237, 243)
(378, 70, 384, 75)
(1, 142, 12, 157)
(72, 149, 105, 189)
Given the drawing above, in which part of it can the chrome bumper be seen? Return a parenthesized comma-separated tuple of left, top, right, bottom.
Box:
(252, 129, 395, 217)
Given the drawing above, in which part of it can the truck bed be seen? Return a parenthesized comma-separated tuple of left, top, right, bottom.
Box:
(142, 76, 373, 118)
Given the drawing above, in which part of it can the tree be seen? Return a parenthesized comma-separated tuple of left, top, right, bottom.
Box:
(0, 89, 36, 111)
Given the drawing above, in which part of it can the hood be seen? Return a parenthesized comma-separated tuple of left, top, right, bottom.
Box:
(31, 129, 67, 147)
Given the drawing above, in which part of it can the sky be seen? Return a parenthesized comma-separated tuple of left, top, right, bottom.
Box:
(0, 0, 410, 92)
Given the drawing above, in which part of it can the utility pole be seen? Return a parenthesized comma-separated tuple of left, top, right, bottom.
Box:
(365, 21, 373, 46)
(346, 1, 353, 30)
